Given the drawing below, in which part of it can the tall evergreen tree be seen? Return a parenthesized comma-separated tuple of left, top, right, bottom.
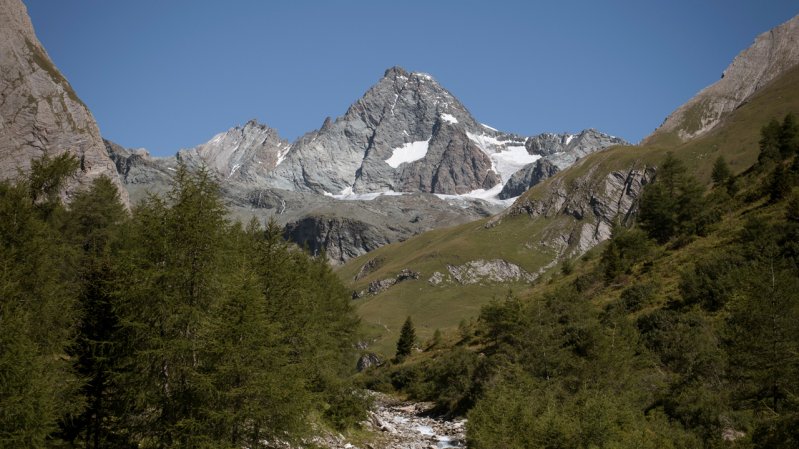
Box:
(759, 119, 782, 166)
(638, 153, 706, 243)
(396, 316, 417, 362)
(0, 155, 81, 447)
(117, 164, 227, 448)
(779, 112, 799, 157)
(711, 156, 731, 186)
(60, 176, 129, 448)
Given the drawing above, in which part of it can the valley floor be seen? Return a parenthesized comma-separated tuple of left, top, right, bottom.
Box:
(313, 392, 466, 449)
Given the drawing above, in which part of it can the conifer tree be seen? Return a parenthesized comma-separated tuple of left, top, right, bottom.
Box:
(758, 119, 782, 166)
(711, 156, 731, 186)
(778, 112, 798, 157)
(0, 155, 81, 446)
(61, 176, 128, 448)
(396, 316, 417, 362)
(116, 164, 227, 447)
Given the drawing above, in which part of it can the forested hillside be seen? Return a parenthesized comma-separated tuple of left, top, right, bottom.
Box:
(0, 156, 365, 448)
(361, 113, 799, 448)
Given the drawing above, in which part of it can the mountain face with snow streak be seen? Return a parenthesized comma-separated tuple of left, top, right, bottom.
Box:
(260, 66, 625, 199)
(109, 66, 626, 263)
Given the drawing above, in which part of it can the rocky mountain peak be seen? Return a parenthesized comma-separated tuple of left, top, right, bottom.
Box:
(177, 119, 289, 182)
(0, 0, 128, 204)
(647, 14, 799, 143)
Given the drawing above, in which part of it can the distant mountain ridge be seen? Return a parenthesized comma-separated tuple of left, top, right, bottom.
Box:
(126, 66, 625, 204)
(107, 66, 625, 262)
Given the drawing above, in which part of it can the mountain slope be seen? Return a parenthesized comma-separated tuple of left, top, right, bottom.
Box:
(343, 51, 799, 357)
(646, 14, 799, 145)
(0, 0, 127, 203)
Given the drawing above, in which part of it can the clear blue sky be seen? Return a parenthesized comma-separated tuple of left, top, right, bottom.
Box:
(24, 0, 799, 156)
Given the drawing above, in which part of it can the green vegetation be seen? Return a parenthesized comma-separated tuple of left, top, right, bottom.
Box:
(341, 64, 799, 359)
(0, 158, 364, 448)
(362, 111, 799, 447)
(395, 316, 416, 362)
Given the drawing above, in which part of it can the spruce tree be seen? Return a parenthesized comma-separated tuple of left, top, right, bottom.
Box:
(711, 156, 731, 186)
(0, 155, 81, 446)
(396, 316, 417, 362)
(117, 164, 227, 447)
(61, 176, 128, 448)
(778, 112, 798, 157)
(758, 119, 782, 166)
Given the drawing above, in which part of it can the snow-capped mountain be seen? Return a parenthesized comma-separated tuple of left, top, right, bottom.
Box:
(109, 66, 627, 262)
(165, 66, 625, 205)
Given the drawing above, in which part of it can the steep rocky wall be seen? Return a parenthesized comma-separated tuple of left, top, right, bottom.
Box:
(0, 0, 128, 204)
(498, 161, 654, 256)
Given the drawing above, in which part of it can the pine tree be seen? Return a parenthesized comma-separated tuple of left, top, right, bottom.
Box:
(396, 316, 417, 362)
(61, 176, 129, 448)
(758, 119, 782, 166)
(778, 112, 799, 158)
(117, 164, 228, 447)
(0, 155, 82, 446)
(638, 153, 706, 243)
(769, 164, 792, 203)
(711, 156, 731, 186)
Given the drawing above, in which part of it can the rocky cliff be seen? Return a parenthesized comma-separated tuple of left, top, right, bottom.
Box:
(648, 14, 799, 143)
(0, 0, 127, 203)
(496, 157, 654, 256)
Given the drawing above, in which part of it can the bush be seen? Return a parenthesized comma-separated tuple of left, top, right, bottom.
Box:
(619, 282, 658, 313)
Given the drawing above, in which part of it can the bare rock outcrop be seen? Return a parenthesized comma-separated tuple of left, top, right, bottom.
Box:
(446, 259, 535, 285)
(0, 0, 127, 204)
(501, 160, 655, 256)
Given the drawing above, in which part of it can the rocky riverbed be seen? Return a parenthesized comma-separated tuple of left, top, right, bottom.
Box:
(308, 392, 466, 449)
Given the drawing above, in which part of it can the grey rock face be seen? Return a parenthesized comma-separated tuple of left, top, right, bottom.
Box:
(499, 158, 559, 199)
(0, 0, 127, 203)
(397, 122, 499, 194)
(356, 353, 382, 372)
(283, 215, 392, 263)
(526, 129, 628, 169)
(446, 259, 535, 285)
(648, 14, 799, 142)
(233, 189, 502, 265)
(266, 67, 487, 194)
(502, 162, 655, 256)
(177, 119, 290, 183)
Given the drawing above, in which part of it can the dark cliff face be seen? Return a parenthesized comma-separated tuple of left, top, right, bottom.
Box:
(283, 216, 392, 264)
(0, 0, 128, 204)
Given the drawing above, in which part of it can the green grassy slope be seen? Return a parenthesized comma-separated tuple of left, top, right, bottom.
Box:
(340, 64, 799, 358)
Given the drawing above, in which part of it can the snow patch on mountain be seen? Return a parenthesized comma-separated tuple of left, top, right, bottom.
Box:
(324, 188, 406, 201)
(440, 113, 458, 124)
(434, 183, 515, 207)
(491, 146, 541, 182)
(385, 140, 430, 168)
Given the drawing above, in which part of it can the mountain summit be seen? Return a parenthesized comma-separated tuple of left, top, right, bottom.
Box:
(108, 66, 626, 262)
(169, 66, 625, 202)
